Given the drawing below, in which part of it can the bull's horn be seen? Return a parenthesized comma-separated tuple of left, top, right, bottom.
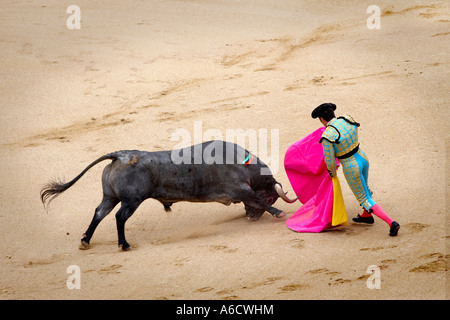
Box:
(275, 183, 298, 203)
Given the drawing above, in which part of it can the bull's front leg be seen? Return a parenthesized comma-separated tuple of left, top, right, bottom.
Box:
(234, 185, 285, 219)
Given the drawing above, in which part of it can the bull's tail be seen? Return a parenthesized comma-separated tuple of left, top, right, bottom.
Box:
(40, 152, 118, 207)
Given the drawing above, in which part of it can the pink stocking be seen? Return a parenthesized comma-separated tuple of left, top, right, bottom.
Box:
(371, 204, 393, 226)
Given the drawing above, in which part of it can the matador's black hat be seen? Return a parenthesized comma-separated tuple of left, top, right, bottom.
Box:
(311, 103, 337, 119)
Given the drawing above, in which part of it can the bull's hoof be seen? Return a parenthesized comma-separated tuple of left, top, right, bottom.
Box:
(273, 211, 287, 218)
(119, 243, 131, 251)
(79, 240, 90, 250)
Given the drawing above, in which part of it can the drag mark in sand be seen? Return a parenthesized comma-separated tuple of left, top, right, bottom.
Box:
(381, 4, 442, 17)
(409, 253, 448, 273)
(4, 116, 134, 148)
(4, 77, 210, 148)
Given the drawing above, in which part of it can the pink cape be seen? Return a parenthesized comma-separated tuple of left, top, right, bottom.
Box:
(284, 127, 343, 232)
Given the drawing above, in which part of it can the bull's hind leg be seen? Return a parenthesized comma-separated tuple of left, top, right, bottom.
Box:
(115, 200, 141, 251)
(80, 195, 119, 249)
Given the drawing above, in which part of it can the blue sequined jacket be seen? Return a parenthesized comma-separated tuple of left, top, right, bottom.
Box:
(319, 115, 360, 177)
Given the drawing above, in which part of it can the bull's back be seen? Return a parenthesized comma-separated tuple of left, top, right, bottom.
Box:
(104, 141, 264, 201)
(147, 141, 251, 201)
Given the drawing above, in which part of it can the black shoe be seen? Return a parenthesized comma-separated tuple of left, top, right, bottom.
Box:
(389, 221, 400, 236)
(352, 214, 374, 224)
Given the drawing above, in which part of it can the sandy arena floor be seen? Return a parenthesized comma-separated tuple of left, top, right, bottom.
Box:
(0, 0, 448, 299)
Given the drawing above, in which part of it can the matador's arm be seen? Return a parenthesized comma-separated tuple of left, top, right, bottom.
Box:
(321, 139, 337, 177)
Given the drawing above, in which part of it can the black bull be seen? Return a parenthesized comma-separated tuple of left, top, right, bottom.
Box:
(41, 140, 297, 250)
